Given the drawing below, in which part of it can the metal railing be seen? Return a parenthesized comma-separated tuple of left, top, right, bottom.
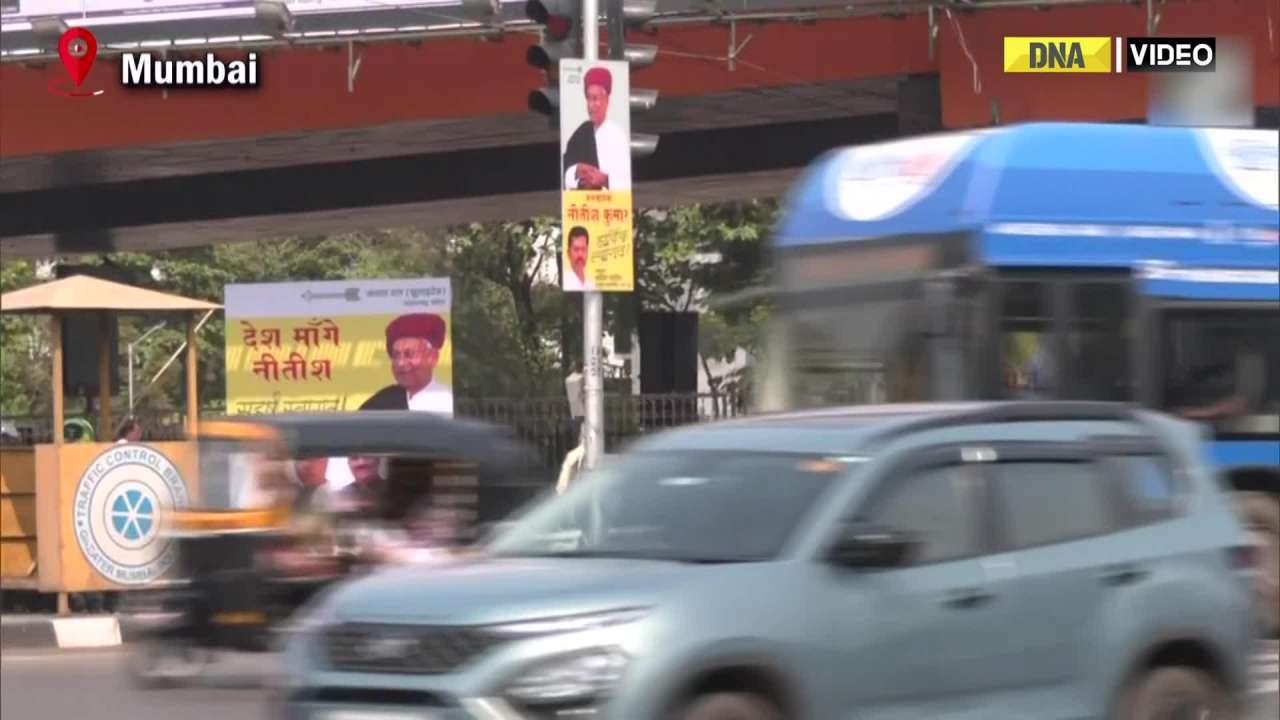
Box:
(1, 390, 749, 469)
(0, 409, 188, 446)
(457, 391, 748, 470)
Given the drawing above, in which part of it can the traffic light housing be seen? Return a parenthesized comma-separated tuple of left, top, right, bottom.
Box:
(608, 0, 659, 158)
(609, 0, 657, 69)
(526, 0, 580, 117)
(525, 0, 659, 157)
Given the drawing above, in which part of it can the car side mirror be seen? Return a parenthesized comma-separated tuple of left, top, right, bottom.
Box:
(826, 522, 918, 570)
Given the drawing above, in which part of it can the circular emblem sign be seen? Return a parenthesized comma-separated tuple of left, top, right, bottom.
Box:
(73, 444, 189, 586)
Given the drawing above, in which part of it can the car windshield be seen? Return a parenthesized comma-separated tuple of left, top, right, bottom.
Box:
(488, 450, 847, 564)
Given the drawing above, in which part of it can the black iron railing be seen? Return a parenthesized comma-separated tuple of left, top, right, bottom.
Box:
(1, 390, 749, 470)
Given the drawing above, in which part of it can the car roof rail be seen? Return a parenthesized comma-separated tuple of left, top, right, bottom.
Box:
(970, 401, 1142, 424)
(860, 401, 1144, 448)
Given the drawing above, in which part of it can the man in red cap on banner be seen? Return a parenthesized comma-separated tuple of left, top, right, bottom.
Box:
(360, 312, 452, 414)
(562, 65, 631, 191)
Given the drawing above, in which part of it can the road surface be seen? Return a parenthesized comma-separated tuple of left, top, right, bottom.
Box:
(3, 642, 1276, 720)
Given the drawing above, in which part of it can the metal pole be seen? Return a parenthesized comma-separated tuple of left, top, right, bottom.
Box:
(606, 0, 624, 60)
(128, 321, 166, 412)
(582, 0, 598, 59)
(581, 0, 604, 471)
(147, 311, 211, 389)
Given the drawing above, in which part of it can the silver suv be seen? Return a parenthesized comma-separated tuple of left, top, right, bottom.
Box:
(279, 402, 1257, 719)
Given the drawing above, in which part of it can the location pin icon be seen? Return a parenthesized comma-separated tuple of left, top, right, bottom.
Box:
(58, 28, 98, 88)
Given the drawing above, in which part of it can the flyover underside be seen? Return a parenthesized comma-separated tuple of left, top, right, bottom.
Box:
(0, 77, 911, 257)
(4, 107, 1276, 260)
(0, 113, 900, 256)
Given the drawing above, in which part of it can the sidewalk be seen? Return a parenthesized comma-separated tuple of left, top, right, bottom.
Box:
(0, 613, 172, 650)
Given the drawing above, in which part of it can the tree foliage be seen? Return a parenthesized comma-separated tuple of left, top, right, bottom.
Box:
(1, 261, 51, 415)
(0, 199, 779, 414)
(633, 199, 778, 394)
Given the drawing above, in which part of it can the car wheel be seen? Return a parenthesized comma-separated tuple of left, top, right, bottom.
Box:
(1117, 667, 1236, 720)
(677, 692, 783, 720)
(125, 639, 208, 690)
(1235, 491, 1280, 637)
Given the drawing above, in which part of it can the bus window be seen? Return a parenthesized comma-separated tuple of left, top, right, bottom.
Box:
(1065, 282, 1132, 402)
(999, 282, 1054, 399)
(1160, 309, 1280, 435)
(786, 291, 929, 408)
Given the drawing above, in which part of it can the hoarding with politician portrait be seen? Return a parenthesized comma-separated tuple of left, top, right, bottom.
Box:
(559, 57, 634, 293)
(223, 278, 454, 417)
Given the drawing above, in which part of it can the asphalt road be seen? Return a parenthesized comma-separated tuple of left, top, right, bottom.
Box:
(2, 642, 1277, 720)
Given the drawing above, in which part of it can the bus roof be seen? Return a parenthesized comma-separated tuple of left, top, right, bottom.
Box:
(775, 123, 1278, 280)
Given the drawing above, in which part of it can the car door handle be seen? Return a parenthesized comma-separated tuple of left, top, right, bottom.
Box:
(942, 587, 995, 610)
(1098, 563, 1147, 586)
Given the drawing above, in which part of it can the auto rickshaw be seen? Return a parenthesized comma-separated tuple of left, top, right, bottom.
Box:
(125, 410, 545, 687)
(123, 418, 311, 685)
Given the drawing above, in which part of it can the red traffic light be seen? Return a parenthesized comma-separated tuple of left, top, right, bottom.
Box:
(526, 0, 574, 41)
(544, 14, 572, 40)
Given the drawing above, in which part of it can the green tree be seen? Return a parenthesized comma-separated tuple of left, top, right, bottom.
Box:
(0, 198, 780, 414)
(631, 199, 778, 397)
(446, 218, 566, 397)
(0, 260, 51, 416)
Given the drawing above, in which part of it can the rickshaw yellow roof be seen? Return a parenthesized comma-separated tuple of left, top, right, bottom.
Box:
(0, 275, 221, 314)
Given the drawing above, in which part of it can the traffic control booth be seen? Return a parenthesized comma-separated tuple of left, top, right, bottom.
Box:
(0, 275, 219, 614)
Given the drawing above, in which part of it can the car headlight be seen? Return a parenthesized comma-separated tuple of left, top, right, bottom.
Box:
(504, 647, 630, 707)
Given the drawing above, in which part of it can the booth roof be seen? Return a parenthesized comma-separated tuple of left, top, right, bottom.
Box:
(0, 275, 221, 314)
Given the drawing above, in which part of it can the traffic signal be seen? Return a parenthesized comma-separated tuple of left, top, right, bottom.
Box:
(526, 0, 580, 117)
(609, 0, 657, 68)
(526, 0, 659, 157)
(608, 0, 659, 157)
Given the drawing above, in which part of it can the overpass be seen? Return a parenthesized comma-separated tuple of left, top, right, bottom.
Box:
(1, 0, 1276, 257)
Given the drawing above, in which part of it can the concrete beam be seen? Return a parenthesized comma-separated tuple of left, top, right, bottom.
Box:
(0, 78, 896, 194)
(0, 168, 804, 259)
(0, 112, 902, 257)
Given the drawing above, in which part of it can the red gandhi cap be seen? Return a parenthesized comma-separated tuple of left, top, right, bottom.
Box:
(385, 313, 446, 354)
(584, 66, 612, 94)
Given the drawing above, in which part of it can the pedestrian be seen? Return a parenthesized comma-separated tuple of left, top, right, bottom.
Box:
(62, 417, 95, 444)
(557, 418, 586, 494)
(115, 416, 143, 444)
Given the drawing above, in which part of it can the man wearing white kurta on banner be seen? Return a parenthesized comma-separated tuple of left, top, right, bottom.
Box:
(562, 66, 630, 191)
(562, 226, 596, 292)
(359, 313, 453, 415)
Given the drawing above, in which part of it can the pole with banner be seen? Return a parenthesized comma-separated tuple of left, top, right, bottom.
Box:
(560, 0, 635, 472)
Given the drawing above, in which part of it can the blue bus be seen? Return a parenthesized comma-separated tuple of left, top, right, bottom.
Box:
(760, 122, 1279, 631)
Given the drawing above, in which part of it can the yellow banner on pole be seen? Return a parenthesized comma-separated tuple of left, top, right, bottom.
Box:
(562, 189, 634, 292)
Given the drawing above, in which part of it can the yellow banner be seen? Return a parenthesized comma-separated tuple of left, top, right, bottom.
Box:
(225, 313, 454, 415)
(562, 189, 634, 293)
(1004, 36, 1113, 73)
